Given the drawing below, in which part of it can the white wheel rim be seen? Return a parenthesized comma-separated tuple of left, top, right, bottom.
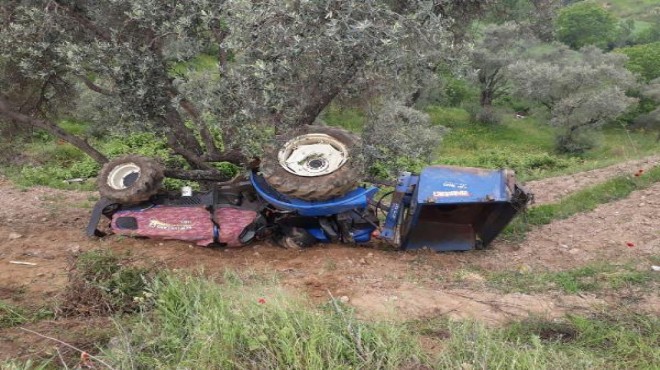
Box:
(278, 133, 349, 177)
(106, 163, 141, 190)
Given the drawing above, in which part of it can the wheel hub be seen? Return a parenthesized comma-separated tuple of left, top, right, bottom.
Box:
(107, 163, 141, 190)
(278, 133, 349, 177)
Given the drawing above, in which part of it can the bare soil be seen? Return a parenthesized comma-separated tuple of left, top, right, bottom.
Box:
(1, 157, 658, 361)
(525, 154, 660, 205)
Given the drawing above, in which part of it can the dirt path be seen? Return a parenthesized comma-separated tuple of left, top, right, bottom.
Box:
(482, 182, 659, 271)
(524, 155, 659, 205)
(1, 159, 659, 359)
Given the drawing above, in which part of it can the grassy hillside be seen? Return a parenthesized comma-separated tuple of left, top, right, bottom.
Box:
(326, 105, 658, 182)
(595, 0, 660, 22)
(430, 107, 658, 181)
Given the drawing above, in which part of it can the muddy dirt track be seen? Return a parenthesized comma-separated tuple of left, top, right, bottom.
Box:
(1, 157, 659, 361)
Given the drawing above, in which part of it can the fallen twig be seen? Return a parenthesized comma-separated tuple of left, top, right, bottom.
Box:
(56, 347, 70, 370)
(19, 327, 116, 370)
(9, 261, 37, 266)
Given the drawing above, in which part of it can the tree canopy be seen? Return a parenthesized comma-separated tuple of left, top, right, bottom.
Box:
(470, 22, 539, 108)
(555, 2, 618, 50)
(509, 45, 638, 152)
(0, 0, 492, 180)
(616, 42, 660, 82)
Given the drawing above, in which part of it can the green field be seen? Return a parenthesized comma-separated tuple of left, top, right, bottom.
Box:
(595, 0, 660, 22)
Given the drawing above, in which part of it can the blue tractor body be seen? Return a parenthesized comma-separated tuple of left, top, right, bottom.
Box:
(250, 173, 379, 244)
(250, 166, 529, 251)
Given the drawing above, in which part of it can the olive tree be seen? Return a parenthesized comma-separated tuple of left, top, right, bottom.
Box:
(0, 0, 490, 181)
(634, 78, 660, 141)
(471, 22, 539, 108)
(508, 45, 638, 153)
(483, 0, 560, 41)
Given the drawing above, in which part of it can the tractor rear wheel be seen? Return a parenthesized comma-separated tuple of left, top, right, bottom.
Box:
(97, 155, 163, 204)
(259, 126, 362, 201)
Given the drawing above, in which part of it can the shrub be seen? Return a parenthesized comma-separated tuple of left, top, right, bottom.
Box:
(439, 148, 580, 177)
(57, 250, 153, 317)
(363, 103, 445, 178)
(555, 131, 598, 154)
(474, 107, 502, 125)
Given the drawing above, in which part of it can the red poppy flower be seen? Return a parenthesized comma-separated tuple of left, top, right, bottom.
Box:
(258, 298, 266, 304)
(626, 242, 635, 248)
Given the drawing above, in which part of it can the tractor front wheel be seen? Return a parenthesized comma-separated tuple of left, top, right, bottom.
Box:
(97, 155, 163, 204)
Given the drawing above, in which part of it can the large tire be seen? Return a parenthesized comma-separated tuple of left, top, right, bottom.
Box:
(260, 126, 363, 201)
(97, 155, 164, 204)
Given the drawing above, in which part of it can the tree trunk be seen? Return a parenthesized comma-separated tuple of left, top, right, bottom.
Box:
(0, 96, 108, 164)
(294, 64, 358, 127)
(480, 89, 493, 107)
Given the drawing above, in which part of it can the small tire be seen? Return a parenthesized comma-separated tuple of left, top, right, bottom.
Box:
(260, 126, 363, 201)
(97, 155, 163, 204)
(278, 227, 317, 249)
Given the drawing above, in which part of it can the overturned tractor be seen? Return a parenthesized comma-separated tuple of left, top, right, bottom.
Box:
(88, 127, 530, 251)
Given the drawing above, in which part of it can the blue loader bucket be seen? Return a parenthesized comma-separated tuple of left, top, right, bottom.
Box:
(400, 166, 530, 251)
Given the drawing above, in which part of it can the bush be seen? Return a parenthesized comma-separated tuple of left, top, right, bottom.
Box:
(474, 107, 502, 125)
(555, 131, 598, 154)
(439, 148, 580, 177)
(443, 77, 474, 107)
(616, 41, 660, 82)
(363, 103, 445, 178)
(464, 103, 503, 125)
(57, 250, 153, 317)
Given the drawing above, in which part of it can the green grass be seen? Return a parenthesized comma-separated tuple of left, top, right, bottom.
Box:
(0, 301, 28, 328)
(414, 312, 660, 369)
(487, 262, 657, 294)
(169, 53, 219, 76)
(105, 271, 425, 369)
(503, 314, 660, 369)
(0, 360, 49, 370)
(430, 107, 659, 181)
(5, 262, 657, 369)
(3, 103, 657, 190)
(505, 165, 660, 238)
(0, 301, 54, 329)
(323, 105, 367, 132)
(594, 0, 660, 22)
(431, 320, 596, 369)
(58, 120, 89, 136)
(0, 131, 203, 190)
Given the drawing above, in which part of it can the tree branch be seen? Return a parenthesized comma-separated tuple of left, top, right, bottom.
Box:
(202, 149, 250, 165)
(294, 62, 358, 127)
(49, 0, 112, 42)
(163, 168, 233, 182)
(164, 132, 211, 170)
(167, 87, 221, 158)
(77, 75, 114, 96)
(0, 95, 108, 164)
(210, 22, 230, 76)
